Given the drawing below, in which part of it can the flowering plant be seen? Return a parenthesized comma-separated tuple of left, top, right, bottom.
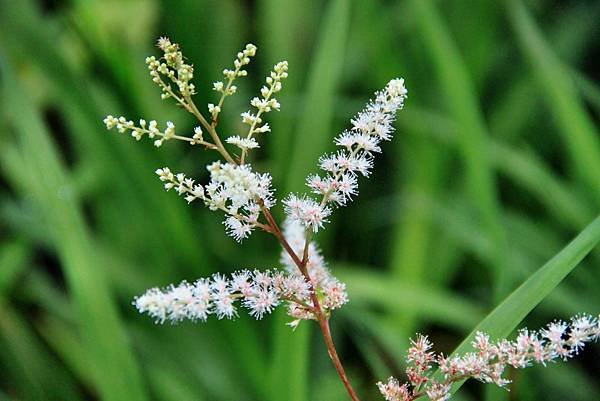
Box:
(104, 38, 598, 401)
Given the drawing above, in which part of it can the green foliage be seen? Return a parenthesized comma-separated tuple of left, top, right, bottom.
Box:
(0, 0, 598, 400)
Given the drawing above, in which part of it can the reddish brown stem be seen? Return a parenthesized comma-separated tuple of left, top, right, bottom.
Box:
(315, 314, 361, 401)
(260, 206, 361, 401)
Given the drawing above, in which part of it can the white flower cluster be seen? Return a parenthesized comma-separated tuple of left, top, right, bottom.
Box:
(134, 269, 312, 323)
(146, 37, 196, 100)
(134, 222, 348, 328)
(103, 115, 204, 147)
(280, 220, 349, 327)
(156, 161, 274, 242)
(226, 135, 259, 151)
(232, 61, 288, 159)
(209, 43, 257, 121)
(283, 195, 332, 233)
(378, 314, 600, 401)
(285, 79, 407, 233)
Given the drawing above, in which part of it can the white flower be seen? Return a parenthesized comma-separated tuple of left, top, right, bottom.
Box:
(209, 43, 259, 121)
(569, 314, 598, 353)
(133, 280, 213, 323)
(306, 174, 330, 195)
(155, 168, 204, 203)
(426, 382, 451, 401)
(237, 60, 288, 159)
(376, 377, 410, 401)
(321, 278, 348, 310)
(212, 291, 237, 319)
(103, 115, 183, 146)
(226, 135, 260, 151)
(148, 37, 196, 98)
(224, 216, 253, 242)
(386, 77, 408, 98)
(243, 287, 279, 319)
(283, 195, 331, 233)
(208, 103, 221, 119)
(134, 288, 169, 323)
(336, 173, 358, 203)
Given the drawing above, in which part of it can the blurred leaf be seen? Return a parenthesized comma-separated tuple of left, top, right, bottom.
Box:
(0, 304, 82, 401)
(403, 108, 594, 231)
(338, 266, 484, 331)
(283, 0, 350, 192)
(508, 0, 600, 206)
(0, 240, 29, 297)
(490, 0, 600, 141)
(574, 70, 600, 114)
(409, 0, 509, 300)
(257, 0, 321, 174)
(0, 59, 148, 401)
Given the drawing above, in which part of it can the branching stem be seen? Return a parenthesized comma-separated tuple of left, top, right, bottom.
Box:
(184, 95, 236, 165)
(260, 206, 361, 401)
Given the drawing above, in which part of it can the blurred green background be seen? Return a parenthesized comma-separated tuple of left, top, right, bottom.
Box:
(1, 0, 599, 400)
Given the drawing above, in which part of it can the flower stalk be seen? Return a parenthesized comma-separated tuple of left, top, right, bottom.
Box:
(262, 206, 361, 401)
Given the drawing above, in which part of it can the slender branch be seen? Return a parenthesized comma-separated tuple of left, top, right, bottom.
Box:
(240, 83, 277, 165)
(184, 95, 237, 165)
(133, 125, 217, 148)
(316, 315, 362, 401)
(261, 206, 303, 267)
(151, 72, 237, 164)
(280, 296, 316, 312)
(301, 229, 312, 266)
(211, 65, 244, 127)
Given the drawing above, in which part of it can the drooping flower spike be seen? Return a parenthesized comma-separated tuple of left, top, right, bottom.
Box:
(134, 269, 310, 323)
(378, 314, 600, 401)
(134, 266, 348, 326)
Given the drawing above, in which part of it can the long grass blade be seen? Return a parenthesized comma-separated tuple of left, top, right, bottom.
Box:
(439, 215, 600, 394)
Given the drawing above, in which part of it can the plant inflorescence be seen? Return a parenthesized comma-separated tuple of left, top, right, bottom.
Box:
(104, 37, 598, 401)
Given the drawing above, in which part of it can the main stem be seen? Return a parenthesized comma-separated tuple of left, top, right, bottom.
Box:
(261, 208, 361, 401)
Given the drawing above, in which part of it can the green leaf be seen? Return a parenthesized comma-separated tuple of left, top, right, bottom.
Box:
(0, 240, 29, 298)
(337, 266, 484, 331)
